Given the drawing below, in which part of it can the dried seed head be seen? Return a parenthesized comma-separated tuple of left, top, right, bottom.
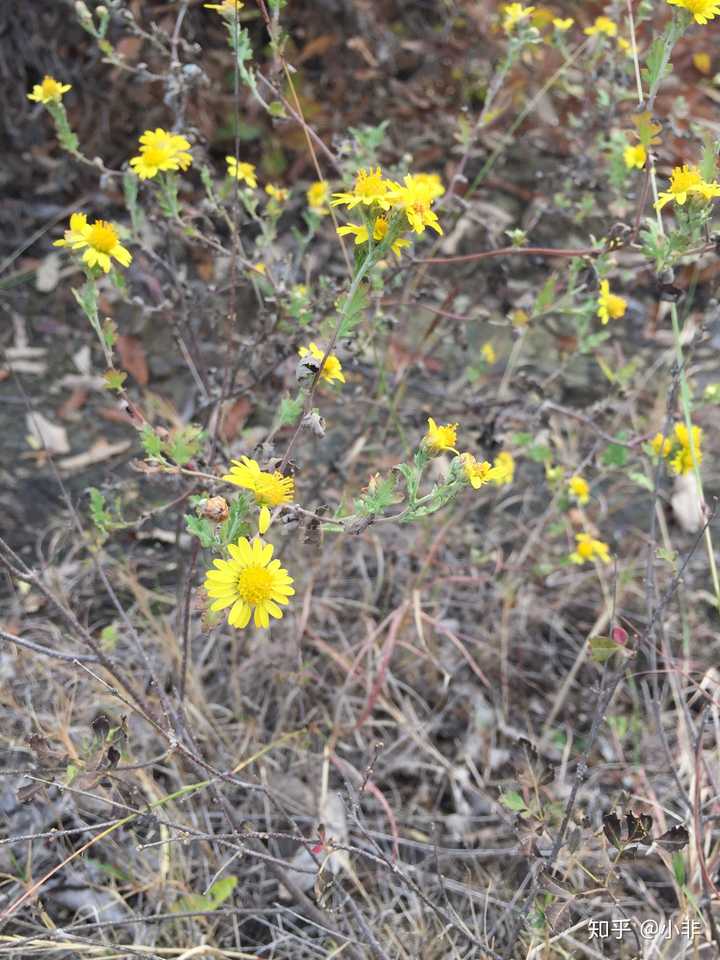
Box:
(202, 496, 229, 523)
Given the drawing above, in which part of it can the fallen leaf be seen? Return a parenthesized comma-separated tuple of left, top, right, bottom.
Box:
(117, 335, 149, 386)
(219, 397, 252, 442)
(35, 253, 61, 293)
(57, 388, 89, 419)
(26, 412, 70, 454)
(58, 438, 132, 473)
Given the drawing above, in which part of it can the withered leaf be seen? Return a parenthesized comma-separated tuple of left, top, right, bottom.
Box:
(626, 812, 653, 846)
(603, 812, 624, 850)
(657, 824, 689, 851)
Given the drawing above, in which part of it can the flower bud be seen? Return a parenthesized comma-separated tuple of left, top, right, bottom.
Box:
(202, 496, 229, 523)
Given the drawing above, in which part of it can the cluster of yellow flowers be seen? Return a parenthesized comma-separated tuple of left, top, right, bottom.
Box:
(332, 168, 444, 259)
(129, 128, 193, 180)
(651, 422, 703, 475)
(423, 418, 514, 487)
(570, 533, 611, 566)
(655, 164, 720, 211)
(568, 475, 590, 506)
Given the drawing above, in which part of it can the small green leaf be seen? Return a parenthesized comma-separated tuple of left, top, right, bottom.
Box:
(209, 876, 237, 905)
(500, 790, 528, 813)
(672, 852, 686, 887)
(103, 369, 127, 392)
(628, 471, 653, 492)
(140, 424, 164, 459)
(590, 635, 620, 664)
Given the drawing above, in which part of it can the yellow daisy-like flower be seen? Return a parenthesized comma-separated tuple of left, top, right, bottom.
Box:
(53, 212, 132, 273)
(424, 417, 458, 455)
(204, 0, 244, 14)
(460, 452, 510, 489)
(307, 180, 330, 213)
(651, 432, 672, 458)
(481, 342, 496, 365)
(223, 456, 295, 534)
(597, 280, 627, 325)
(410, 173, 445, 200)
(265, 183, 289, 203)
(336, 222, 369, 246)
(667, 0, 720, 24)
(226, 157, 257, 187)
(570, 532, 611, 565)
(568, 475, 590, 505)
(655, 164, 720, 210)
(331, 167, 393, 210)
(624, 144, 647, 170)
(205, 537, 294, 630)
(584, 15, 618, 36)
(298, 342, 346, 385)
(27, 75, 72, 104)
(553, 17, 574, 30)
(492, 451, 515, 485)
(129, 128, 193, 180)
(385, 174, 443, 236)
(502, 3, 535, 31)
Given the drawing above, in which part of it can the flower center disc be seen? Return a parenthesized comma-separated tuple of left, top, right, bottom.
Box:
(87, 222, 118, 252)
(237, 566, 273, 604)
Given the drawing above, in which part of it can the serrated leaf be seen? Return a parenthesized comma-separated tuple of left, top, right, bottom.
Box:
(185, 515, 216, 549)
(632, 111, 662, 149)
(140, 424, 164, 459)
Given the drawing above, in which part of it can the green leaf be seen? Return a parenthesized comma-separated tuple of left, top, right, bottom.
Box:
(590, 635, 620, 664)
(672, 852, 686, 887)
(500, 790, 528, 813)
(123, 170, 143, 234)
(185, 515, 216, 549)
(140, 424, 164, 459)
(172, 893, 214, 914)
(337, 283, 368, 337)
(167, 425, 205, 466)
(602, 437, 629, 468)
(534, 274, 557, 314)
(208, 876, 237, 905)
(219, 495, 251, 545)
(278, 395, 303, 426)
(628, 471, 653, 492)
(103, 369, 127, 392)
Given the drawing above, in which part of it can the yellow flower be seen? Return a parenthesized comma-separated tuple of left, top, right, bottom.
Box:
(624, 144, 647, 170)
(617, 37, 632, 54)
(597, 280, 627, 325)
(204, 537, 294, 630)
(570, 532, 611, 565)
(27, 75, 72, 104)
(502, 3, 535, 31)
(424, 417, 458, 455)
(460, 452, 511, 488)
(372, 216, 411, 257)
(410, 172, 445, 200)
(226, 157, 257, 187)
(204, 0, 244, 13)
(667, 0, 720, 24)
(331, 167, 393, 210)
(298, 342, 346, 385)
(265, 183, 289, 203)
(385, 174, 443, 236)
(481, 342, 496, 365)
(552, 17, 574, 30)
(336, 222, 369, 245)
(307, 180, 330, 213)
(53, 212, 132, 273)
(670, 422, 702, 474)
(584, 16, 618, 36)
(223, 456, 294, 534)
(568, 475, 590, 505)
(492, 451, 515, 485)
(651, 433, 672, 458)
(693, 52, 712, 74)
(655, 164, 720, 210)
(129, 128, 192, 180)
(252, 262, 267, 275)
